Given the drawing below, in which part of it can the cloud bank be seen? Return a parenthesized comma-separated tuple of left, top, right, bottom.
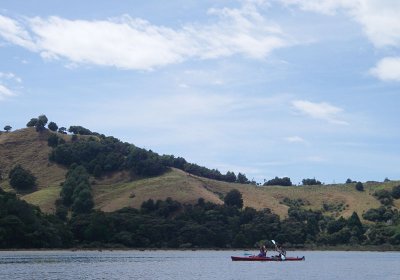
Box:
(0, 3, 289, 70)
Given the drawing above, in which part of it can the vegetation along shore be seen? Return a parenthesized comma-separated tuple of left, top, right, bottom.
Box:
(1, 116, 399, 250)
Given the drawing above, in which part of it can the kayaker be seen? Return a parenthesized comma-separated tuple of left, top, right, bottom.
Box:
(275, 244, 286, 258)
(257, 245, 267, 257)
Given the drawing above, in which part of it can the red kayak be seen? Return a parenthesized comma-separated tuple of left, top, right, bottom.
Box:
(231, 255, 305, 261)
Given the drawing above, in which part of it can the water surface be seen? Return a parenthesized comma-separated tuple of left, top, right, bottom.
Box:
(0, 250, 399, 280)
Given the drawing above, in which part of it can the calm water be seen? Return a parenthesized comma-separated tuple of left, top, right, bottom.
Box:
(0, 250, 399, 280)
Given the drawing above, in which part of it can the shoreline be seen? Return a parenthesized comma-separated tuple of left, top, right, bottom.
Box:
(1, 245, 400, 252)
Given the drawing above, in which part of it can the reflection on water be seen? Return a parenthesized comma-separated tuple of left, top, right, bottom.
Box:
(0, 250, 399, 280)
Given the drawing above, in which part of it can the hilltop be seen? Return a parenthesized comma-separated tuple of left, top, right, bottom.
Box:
(0, 128, 399, 220)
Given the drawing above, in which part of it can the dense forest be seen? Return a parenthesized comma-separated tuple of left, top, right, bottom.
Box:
(1, 116, 400, 249)
(1, 186, 400, 249)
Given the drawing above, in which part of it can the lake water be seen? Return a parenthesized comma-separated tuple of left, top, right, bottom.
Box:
(0, 250, 399, 280)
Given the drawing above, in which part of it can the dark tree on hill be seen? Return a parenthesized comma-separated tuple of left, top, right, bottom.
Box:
(48, 121, 58, 132)
(58, 127, 67, 134)
(68, 125, 92, 135)
(355, 182, 364, 191)
(224, 189, 243, 209)
(8, 165, 37, 190)
(224, 171, 236, 183)
(36, 115, 48, 132)
(302, 178, 322, 185)
(237, 172, 249, 184)
(4, 125, 12, 132)
(346, 178, 355, 184)
(264, 176, 292, 186)
(26, 118, 38, 127)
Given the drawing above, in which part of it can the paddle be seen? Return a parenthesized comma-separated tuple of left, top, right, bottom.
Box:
(271, 240, 285, 260)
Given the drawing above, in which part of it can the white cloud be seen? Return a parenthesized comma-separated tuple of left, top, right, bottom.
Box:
(279, 0, 352, 15)
(279, 1, 400, 82)
(0, 84, 15, 100)
(284, 136, 306, 143)
(279, 0, 400, 48)
(0, 72, 21, 100)
(0, 72, 22, 83)
(292, 100, 348, 125)
(0, 15, 36, 50)
(0, 2, 290, 70)
(370, 57, 400, 81)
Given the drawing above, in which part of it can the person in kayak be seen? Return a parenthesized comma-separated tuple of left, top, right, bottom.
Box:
(257, 245, 267, 257)
(275, 244, 286, 258)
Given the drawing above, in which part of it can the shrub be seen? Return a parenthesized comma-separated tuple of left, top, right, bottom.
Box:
(355, 182, 364, 191)
(391, 185, 400, 199)
(8, 165, 37, 190)
(373, 189, 393, 205)
(224, 189, 243, 209)
(264, 176, 292, 186)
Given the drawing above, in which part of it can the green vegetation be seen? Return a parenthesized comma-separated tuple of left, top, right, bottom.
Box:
(264, 176, 292, 186)
(1, 118, 400, 249)
(8, 165, 37, 190)
(355, 181, 364, 191)
(4, 186, 399, 249)
(59, 164, 94, 215)
(26, 114, 49, 132)
(302, 178, 322, 185)
(0, 187, 71, 248)
(48, 121, 58, 132)
(281, 197, 309, 208)
(224, 189, 243, 209)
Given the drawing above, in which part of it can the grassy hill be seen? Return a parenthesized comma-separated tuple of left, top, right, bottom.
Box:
(0, 128, 399, 219)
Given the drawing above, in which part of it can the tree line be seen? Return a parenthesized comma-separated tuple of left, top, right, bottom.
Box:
(1, 187, 399, 249)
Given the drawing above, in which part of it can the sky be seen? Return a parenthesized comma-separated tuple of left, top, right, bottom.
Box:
(0, 0, 399, 184)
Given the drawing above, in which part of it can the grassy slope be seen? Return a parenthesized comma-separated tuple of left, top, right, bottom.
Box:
(0, 128, 399, 219)
(0, 128, 67, 212)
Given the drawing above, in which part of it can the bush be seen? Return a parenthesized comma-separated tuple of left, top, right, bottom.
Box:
(373, 189, 393, 205)
(391, 185, 400, 199)
(302, 178, 322, 185)
(48, 121, 58, 132)
(355, 182, 364, 191)
(264, 176, 292, 186)
(8, 165, 37, 190)
(224, 189, 243, 209)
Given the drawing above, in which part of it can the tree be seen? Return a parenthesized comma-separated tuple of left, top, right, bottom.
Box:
(4, 125, 12, 132)
(8, 165, 37, 190)
(346, 178, 356, 184)
(26, 118, 38, 127)
(48, 121, 58, 132)
(237, 173, 249, 184)
(36, 114, 48, 132)
(68, 125, 92, 135)
(224, 171, 237, 183)
(302, 178, 322, 185)
(264, 176, 292, 186)
(224, 189, 243, 209)
(355, 182, 364, 191)
(48, 134, 61, 147)
(58, 127, 67, 134)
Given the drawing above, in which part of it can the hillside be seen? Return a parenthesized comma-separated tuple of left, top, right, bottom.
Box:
(0, 128, 399, 219)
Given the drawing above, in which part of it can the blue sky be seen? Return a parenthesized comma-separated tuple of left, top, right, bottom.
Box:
(1, 0, 399, 184)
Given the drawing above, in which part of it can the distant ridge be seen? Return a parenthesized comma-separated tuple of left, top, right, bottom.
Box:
(0, 128, 399, 220)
